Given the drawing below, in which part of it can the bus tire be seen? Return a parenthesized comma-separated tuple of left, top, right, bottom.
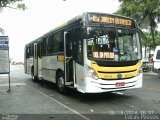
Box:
(56, 72, 67, 94)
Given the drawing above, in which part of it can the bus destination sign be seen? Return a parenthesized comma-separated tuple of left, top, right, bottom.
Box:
(91, 15, 133, 27)
(0, 36, 9, 74)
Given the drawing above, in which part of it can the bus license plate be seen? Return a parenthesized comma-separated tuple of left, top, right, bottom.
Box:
(115, 82, 125, 87)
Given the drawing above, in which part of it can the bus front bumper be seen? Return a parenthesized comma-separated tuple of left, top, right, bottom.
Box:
(78, 74, 143, 93)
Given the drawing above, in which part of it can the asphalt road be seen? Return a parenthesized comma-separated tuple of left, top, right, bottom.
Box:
(0, 65, 160, 120)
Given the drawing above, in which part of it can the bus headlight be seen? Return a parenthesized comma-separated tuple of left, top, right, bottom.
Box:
(86, 65, 98, 80)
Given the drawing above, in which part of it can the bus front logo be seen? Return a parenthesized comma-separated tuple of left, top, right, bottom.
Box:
(117, 73, 122, 79)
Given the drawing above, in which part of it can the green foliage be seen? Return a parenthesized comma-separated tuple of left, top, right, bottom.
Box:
(0, 0, 26, 10)
(116, 0, 160, 49)
(17, 3, 26, 10)
(0, 0, 26, 34)
(142, 32, 153, 47)
(142, 31, 160, 48)
(116, 0, 160, 26)
(156, 32, 160, 45)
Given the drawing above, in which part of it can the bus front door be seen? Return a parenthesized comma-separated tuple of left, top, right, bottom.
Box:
(33, 43, 38, 78)
(64, 31, 74, 86)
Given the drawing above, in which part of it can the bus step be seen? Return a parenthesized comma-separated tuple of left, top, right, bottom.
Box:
(67, 86, 74, 89)
(65, 82, 73, 86)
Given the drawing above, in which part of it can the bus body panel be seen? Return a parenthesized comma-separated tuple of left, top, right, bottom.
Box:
(41, 55, 64, 83)
(75, 62, 85, 92)
(91, 61, 142, 80)
(38, 58, 43, 79)
(26, 57, 33, 74)
(33, 43, 38, 77)
(81, 73, 142, 93)
(24, 47, 27, 74)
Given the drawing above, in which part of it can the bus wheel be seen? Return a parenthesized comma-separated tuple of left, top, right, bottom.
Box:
(31, 74, 37, 82)
(31, 67, 37, 82)
(57, 72, 67, 94)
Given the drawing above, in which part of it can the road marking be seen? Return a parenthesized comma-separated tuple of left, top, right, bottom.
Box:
(0, 83, 27, 87)
(0, 90, 7, 92)
(28, 85, 90, 120)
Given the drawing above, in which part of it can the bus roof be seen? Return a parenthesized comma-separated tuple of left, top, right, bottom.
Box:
(26, 12, 136, 45)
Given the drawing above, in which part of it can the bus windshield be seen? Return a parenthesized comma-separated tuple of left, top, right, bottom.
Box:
(87, 26, 141, 61)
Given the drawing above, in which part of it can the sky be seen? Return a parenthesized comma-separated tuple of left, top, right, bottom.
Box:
(0, 0, 121, 62)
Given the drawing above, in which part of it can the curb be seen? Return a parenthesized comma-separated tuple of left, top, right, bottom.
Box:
(143, 72, 158, 76)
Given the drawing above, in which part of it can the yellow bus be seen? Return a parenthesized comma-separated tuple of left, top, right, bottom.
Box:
(24, 12, 142, 93)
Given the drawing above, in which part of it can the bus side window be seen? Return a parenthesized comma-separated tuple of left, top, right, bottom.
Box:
(37, 41, 42, 58)
(53, 32, 61, 53)
(26, 47, 29, 58)
(41, 38, 47, 55)
(28, 44, 34, 57)
(59, 32, 64, 52)
(66, 32, 72, 57)
(46, 35, 54, 54)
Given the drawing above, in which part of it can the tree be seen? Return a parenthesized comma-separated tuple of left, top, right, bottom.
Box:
(0, 0, 26, 34)
(116, 0, 160, 49)
(0, 0, 26, 10)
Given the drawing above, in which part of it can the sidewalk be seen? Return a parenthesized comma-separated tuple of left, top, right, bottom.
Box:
(143, 71, 158, 76)
(0, 65, 83, 120)
(0, 75, 73, 114)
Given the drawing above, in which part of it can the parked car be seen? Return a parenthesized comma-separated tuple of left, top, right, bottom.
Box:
(142, 58, 150, 72)
(142, 61, 150, 72)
